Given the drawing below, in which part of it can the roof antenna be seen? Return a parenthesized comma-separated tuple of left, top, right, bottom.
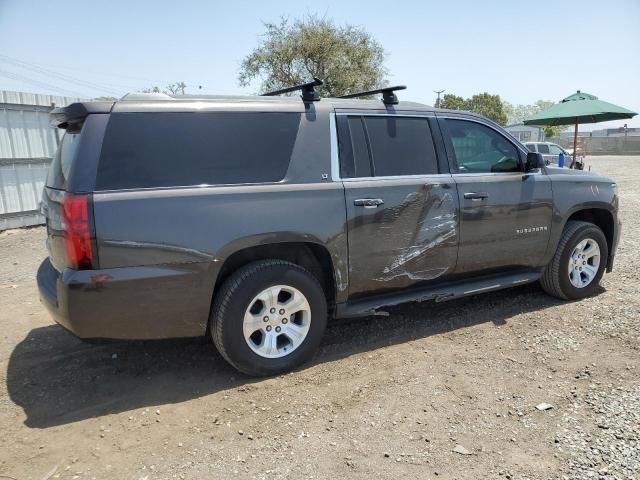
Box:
(262, 78, 323, 102)
(338, 85, 407, 105)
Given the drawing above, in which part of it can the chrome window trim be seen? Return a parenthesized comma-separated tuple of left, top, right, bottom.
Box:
(329, 112, 340, 181)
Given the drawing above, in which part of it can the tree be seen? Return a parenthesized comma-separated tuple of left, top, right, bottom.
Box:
(466, 93, 507, 125)
(439, 94, 466, 110)
(238, 15, 387, 97)
(439, 92, 508, 125)
(503, 99, 565, 137)
(142, 82, 188, 95)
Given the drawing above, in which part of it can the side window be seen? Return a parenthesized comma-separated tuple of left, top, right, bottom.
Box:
(337, 115, 439, 178)
(447, 119, 521, 173)
(337, 116, 372, 178)
(363, 117, 439, 176)
(537, 143, 550, 154)
(97, 112, 300, 190)
(548, 145, 563, 155)
(525, 144, 537, 152)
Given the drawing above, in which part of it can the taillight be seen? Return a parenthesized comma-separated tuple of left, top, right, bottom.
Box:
(62, 193, 93, 269)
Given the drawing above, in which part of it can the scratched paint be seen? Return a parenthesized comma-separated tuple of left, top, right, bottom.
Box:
(345, 180, 459, 297)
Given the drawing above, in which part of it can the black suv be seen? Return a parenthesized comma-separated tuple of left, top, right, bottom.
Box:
(37, 83, 620, 376)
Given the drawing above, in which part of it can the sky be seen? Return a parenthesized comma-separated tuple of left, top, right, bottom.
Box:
(1, 0, 638, 130)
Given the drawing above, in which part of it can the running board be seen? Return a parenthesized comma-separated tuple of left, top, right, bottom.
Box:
(335, 271, 542, 318)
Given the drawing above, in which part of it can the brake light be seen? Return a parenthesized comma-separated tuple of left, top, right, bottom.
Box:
(62, 193, 93, 269)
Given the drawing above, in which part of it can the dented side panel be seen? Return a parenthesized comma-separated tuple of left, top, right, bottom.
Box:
(344, 176, 459, 299)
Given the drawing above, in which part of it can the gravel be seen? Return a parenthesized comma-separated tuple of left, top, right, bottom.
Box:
(558, 385, 640, 479)
(0, 155, 638, 479)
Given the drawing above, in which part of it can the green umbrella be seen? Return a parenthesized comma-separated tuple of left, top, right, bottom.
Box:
(523, 91, 637, 168)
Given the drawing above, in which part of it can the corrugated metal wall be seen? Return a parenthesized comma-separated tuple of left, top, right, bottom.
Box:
(0, 90, 84, 230)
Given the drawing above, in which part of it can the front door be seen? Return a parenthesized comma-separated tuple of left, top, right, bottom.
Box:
(439, 116, 553, 274)
(336, 113, 459, 298)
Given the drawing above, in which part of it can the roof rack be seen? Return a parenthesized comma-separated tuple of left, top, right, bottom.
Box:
(262, 78, 323, 102)
(338, 85, 407, 105)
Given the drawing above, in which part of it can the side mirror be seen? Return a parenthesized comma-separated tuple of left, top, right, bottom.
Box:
(525, 152, 544, 171)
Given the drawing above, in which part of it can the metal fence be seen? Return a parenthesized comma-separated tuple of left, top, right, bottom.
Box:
(0, 90, 84, 230)
(547, 135, 640, 155)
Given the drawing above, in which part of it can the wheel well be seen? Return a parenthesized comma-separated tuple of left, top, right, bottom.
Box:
(214, 242, 336, 305)
(566, 208, 614, 255)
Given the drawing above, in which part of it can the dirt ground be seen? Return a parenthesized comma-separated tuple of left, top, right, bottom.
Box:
(0, 156, 638, 480)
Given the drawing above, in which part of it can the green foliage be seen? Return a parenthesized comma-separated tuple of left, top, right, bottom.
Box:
(238, 15, 387, 97)
(94, 96, 118, 101)
(504, 99, 564, 136)
(439, 92, 508, 125)
(466, 93, 507, 126)
(439, 94, 466, 110)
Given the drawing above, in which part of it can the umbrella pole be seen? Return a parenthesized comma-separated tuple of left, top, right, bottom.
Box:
(571, 118, 578, 169)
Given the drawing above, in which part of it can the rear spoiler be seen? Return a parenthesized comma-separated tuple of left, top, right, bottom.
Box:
(50, 101, 114, 129)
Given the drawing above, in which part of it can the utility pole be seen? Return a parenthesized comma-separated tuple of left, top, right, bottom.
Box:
(434, 89, 445, 108)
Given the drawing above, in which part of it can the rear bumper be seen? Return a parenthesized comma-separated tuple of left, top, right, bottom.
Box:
(37, 258, 215, 340)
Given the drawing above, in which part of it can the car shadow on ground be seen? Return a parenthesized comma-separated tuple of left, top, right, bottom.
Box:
(7, 283, 599, 429)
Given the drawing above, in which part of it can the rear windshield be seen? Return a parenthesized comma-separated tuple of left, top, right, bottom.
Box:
(96, 112, 301, 190)
(46, 130, 81, 190)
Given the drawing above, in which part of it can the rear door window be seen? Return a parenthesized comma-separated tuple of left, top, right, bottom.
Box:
(537, 144, 550, 154)
(96, 112, 301, 190)
(364, 116, 439, 176)
(337, 115, 439, 178)
(46, 130, 81, 190)
(549, 145, 564, 155)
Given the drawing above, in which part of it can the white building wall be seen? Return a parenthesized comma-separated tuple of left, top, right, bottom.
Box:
(0, 90, 85, 230)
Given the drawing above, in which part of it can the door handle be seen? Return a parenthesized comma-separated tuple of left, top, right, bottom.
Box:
(354, 198, 384, 208)
(463, 192, 489, 200)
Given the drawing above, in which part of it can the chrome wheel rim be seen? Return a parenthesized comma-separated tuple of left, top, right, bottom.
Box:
(243, 285, 311, 359)
(568, 238, 600, 288)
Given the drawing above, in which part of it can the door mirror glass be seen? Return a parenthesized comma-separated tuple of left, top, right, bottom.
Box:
(526, 152, 544, 171)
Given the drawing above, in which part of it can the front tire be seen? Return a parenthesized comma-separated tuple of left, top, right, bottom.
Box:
(540, 220, 608, 300)
(210, 260, 327, 376)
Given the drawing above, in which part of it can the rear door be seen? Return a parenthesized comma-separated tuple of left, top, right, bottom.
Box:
(438, 116, 553, 274)
(336, 112, 459, 299)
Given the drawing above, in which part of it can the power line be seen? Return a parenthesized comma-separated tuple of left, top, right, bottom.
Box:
(0, 69, 91, 98)
(0, 55, 169, 84)
(0, 54, 132, 96)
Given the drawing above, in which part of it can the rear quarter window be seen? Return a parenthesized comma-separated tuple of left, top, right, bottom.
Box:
(96, 112, 301, 190)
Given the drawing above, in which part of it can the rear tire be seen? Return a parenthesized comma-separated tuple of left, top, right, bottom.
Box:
(210, 259, 327, 376)
(540, 220, 608, 300)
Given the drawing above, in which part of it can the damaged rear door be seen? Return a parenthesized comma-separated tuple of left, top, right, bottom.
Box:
(336, 112, 459, 299)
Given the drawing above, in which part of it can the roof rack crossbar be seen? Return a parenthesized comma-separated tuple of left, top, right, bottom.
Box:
(262, 78, 323, 102)
(338, 85, 407, 105)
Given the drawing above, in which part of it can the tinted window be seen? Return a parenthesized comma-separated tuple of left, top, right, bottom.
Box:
(447, 119, 521, 173)
(337, 116, 372, 178)
(363, 116, 438, 176)
(97, 112, 300, 190)
(549, 145, 563, 155)
(47, 130, 80, 189)
(537, 143, 550, 154)
(525, 144, 537, 152)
